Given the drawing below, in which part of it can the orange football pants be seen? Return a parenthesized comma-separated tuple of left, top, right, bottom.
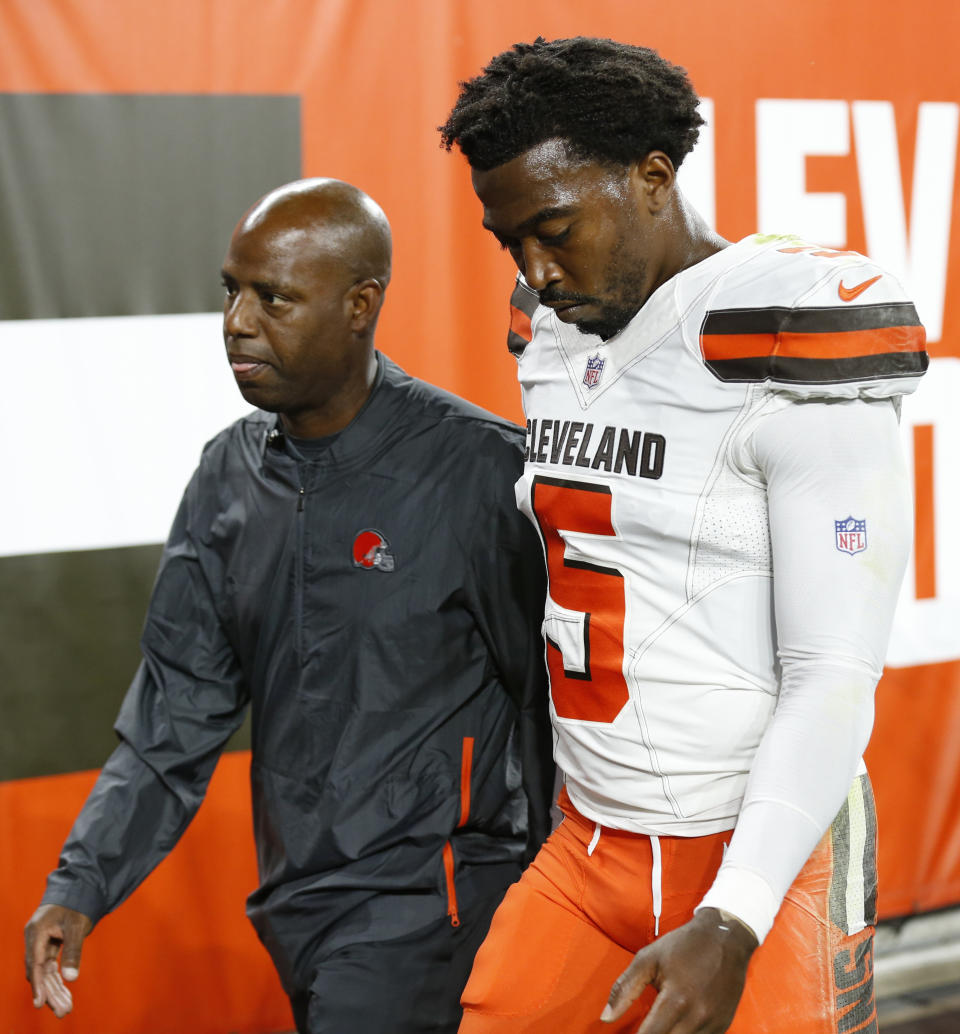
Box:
(460, 782, 877, 1034)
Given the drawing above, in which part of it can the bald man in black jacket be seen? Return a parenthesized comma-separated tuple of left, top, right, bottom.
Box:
(25, 178, 553, 1034)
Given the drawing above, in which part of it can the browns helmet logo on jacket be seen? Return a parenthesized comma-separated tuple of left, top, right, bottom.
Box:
(352, 529, 396, 571)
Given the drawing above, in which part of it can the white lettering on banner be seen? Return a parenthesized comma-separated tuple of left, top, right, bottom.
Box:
(755, 99, 958, 343)
(756, 99, 849, 247)
(853, 101, 959, 343)
(678, 98, 716, 230)
(887, 358, 960, 668)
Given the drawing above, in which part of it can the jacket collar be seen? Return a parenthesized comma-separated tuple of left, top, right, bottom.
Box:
(259, 352, 409, 471)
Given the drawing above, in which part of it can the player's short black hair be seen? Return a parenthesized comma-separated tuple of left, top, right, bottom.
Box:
(439, 36, 704, 173)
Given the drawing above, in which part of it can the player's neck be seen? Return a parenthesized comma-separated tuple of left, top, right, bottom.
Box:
(669, 191, 730, 278)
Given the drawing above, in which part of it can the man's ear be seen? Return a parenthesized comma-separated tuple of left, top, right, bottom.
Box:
(629, 151, 676, 214)
(345, 279, 386, 332)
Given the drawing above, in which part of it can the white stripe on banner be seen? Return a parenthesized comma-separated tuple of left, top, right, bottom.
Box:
(888, 357, 960, 667)
(0, 313, 253, 557)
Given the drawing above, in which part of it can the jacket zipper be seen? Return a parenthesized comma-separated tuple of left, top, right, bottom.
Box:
(443, 736, 475, 928)
(295, 484, 306, 658)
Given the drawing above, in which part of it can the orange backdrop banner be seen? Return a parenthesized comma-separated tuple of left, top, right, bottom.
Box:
(1, 755, 290, 1034)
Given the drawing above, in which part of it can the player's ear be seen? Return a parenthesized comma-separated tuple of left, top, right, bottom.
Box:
(629, 152, 675, 214)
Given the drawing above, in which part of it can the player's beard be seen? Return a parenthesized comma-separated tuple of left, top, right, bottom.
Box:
(573, 299, 641, 340)
(572, 239, 649, 341)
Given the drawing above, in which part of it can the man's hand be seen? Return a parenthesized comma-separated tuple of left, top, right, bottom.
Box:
(601, 907, 758, 1033)
(24, 904, 93, 1018)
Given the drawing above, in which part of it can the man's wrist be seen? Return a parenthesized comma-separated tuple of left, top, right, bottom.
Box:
(712, 907, 759, 945)
(696, 866, 779, 943)
(693, 906, 760, 959)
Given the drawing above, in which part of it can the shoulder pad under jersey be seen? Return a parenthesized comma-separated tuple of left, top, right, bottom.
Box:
(506, 276, 540, 357)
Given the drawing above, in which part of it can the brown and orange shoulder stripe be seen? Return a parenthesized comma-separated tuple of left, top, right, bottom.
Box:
(700, 302, 927, 384)
(507, 277, 540, 356)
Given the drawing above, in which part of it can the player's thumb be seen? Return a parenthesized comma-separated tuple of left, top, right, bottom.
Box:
(60, 913, 92, 982)
(601, 947, 656, 1022)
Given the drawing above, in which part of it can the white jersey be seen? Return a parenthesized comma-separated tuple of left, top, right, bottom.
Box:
(510, 234, 926, 900)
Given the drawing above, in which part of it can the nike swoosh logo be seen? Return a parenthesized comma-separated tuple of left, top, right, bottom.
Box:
(838, 274, 882, 302)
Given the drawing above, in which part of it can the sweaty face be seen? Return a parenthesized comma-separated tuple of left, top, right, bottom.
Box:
(221, 218, 366, 436)
(472, 140, 661, 340)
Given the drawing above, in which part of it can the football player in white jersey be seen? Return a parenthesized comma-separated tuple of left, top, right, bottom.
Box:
(440, 36, 926, 1034)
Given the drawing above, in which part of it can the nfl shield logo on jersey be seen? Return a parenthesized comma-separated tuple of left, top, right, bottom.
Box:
(583, 353, 605, 390)
(835, 516, 868, 555)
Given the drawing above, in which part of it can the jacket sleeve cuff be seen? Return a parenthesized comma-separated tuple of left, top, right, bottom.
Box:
(695, 864, 780, 945)
(42, 873, 109, 928)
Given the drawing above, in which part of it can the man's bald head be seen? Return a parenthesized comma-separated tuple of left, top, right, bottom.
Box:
(221, 178, 392, 438)
(238, 177, 392, 290)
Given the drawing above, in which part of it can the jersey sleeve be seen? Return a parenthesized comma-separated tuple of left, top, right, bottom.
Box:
(699, 242, 927, 401)
(41, 465, 250, 925)
(696, 394, 911, 942)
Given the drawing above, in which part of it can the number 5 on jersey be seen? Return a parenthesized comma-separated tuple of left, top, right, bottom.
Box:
(530, 476, 629, 723)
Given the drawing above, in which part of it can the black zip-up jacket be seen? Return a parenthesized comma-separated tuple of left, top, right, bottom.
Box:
(43, 355, 553, 992)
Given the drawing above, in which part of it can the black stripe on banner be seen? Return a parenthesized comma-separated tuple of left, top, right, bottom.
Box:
(706, 350, 929, 385)
(0, 94, 301, 320)
(0, 545, 251, 781)
(702, 302, 922, 336)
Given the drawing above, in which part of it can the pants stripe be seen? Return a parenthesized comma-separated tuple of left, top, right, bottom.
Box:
(844, 778, 867, 935)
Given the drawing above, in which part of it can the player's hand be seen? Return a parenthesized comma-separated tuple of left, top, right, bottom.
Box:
(601, 907, 758, 1033)
(24, 904, 93, 1018)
